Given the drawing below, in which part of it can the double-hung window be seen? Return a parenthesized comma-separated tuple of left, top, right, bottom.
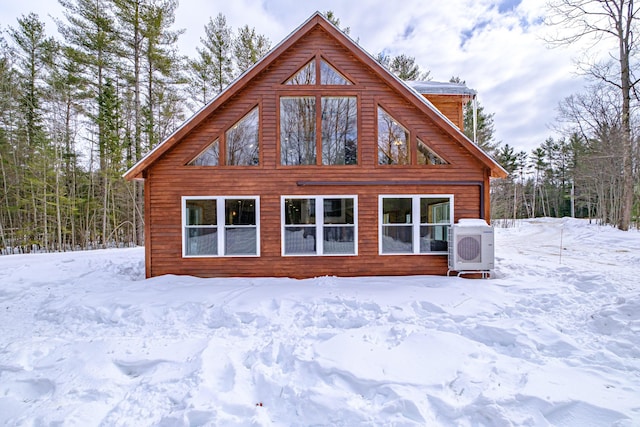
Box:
(379, 195, 452, 254)
(183, 196, 260, 257)
(282, 196, 357, 255)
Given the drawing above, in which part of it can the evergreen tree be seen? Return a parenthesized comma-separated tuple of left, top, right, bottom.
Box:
(139, 0, 183, 150)
(233, 25, 270, 76)
(390, 54, 430, 80)
(186, 50, 214, 108)
(203, 13, 233, 93)
(323, 11, 351, 35)
(0, 36, 20, 250)
(46, 44, 86, 249)
(9, 13, 56, 249)
(451, 76, 499, 155)
(57, 0, 117, 171)
(463, 100, 498, 155)
(376, 52, 430, 80)
(9, 13, 53, 148)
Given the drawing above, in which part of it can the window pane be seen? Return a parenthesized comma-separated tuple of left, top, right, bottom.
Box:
(420, 198, 450, 224)
(382, 225, 412, 253)
(284, 198, 316, 225)
(225, 227, 257, 255)
(382, 198, 412, 224)
(285, 60, 315, 84)
(185, 228, 217, 255)
(320, 60, 350, 85)
(323, 226, 355, 254)
(417, 138, 448, 165)
(226, 108, 259, 166)
(186, 200, 216, 226)
(324, 198, 354, 224)
(378, 107, 409, 165)
(188, 140, 219, 166)
(322, 97, 357, 165)
(420, 225, 449, 252)
(225, 199, 256, 225)
(284, 226, 316, 254)
(280, 97, 316, 165)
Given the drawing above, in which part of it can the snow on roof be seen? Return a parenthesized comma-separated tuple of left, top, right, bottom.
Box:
(456, 218, 490, 227)
(406, 80, 477, 97)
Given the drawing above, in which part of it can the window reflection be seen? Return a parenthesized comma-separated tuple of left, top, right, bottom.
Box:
(320, 60, 351, 85)
(280, 97, 317, 165)
(226, 108, 259, 166)
(378, 107, 409, 165)
(188, 140, 219, 166)
(417, 138, 448, 165)
(322, 97, 357, 165)
(285, 60, 316, 85)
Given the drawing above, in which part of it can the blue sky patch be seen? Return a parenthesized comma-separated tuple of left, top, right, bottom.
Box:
(498, 0, 522, 14)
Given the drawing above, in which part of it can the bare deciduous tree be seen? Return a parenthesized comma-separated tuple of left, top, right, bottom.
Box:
(545, 0, 640, 230)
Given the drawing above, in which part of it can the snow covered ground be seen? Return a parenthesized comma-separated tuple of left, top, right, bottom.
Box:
(0, 218, 639, 426)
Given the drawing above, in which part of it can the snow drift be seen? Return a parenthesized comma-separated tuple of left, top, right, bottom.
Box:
(0, 218, 638, 426)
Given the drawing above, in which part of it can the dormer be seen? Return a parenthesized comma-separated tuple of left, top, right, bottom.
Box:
(405, 81, 476, 133)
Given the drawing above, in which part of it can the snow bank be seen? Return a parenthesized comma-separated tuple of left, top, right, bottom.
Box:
(0, 218, 638, 426)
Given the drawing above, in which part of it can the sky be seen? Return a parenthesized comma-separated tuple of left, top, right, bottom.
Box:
(0, 0, 611, 154)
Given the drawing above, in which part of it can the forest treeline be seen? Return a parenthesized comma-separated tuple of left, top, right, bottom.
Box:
(0, 1, 273, 253)
(0, 2, 638, 254)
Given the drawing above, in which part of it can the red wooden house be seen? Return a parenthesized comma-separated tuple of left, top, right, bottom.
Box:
(124, 12, 507, 278)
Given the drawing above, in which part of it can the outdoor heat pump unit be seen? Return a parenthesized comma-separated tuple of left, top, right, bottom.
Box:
(448, 219, 494, 277)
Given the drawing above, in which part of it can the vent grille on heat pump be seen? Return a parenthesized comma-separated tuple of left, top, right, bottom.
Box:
(457, 235, 481, 262)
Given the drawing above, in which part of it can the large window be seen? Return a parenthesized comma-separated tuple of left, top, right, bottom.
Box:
(183, 196, 259, 257)
(280, 96, 357, 166)
(280, 56, 357, 166)
(379, 195, 452, 254)
(282, 196, 357, 256)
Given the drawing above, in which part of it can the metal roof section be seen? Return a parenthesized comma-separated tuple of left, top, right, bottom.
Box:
(406, 80, 477, 97)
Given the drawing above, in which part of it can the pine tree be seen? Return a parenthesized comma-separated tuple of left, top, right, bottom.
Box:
(233, 25, 270, 76)
(376, 53, 430, 81)
(57, 0, 117, 171)
(9, 13, 56, 250)
(203, 13, 233, 93)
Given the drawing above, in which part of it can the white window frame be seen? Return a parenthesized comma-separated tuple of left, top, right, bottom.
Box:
(281, 195, 358, 256)
(182, 196, 260, 258)
(378, 194, 453, 255)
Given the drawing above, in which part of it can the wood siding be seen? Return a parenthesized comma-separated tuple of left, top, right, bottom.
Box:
(422, 94, 466, 131)
(142, 24, 493, 278)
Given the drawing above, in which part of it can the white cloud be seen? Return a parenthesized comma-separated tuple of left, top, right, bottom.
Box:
(1, 0, 607, 153)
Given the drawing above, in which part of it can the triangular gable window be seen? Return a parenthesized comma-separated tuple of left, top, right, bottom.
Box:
(285, 58, 352, 85)
(188, 140, 219, 166)
(285, 60, 316, 85)
(417, 138, 448, 165)
(320, 60, 351, 85)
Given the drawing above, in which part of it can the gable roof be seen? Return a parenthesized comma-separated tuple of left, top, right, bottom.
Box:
(124, 12, 507, 180)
